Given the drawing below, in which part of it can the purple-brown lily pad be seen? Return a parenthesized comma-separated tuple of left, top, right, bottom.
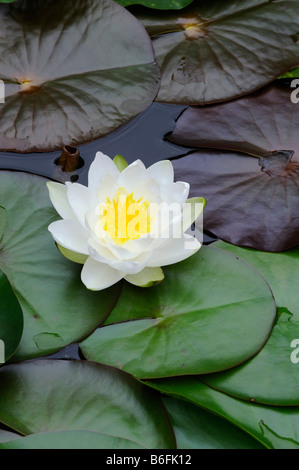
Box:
(170, 83, 299, 251)
(135, 0, 299, 104)
(0, 0, 160, 152)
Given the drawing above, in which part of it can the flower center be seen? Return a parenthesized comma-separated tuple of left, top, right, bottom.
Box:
(99, 187, 152, 245)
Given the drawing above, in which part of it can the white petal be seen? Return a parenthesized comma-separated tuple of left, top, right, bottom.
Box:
(89, 231, 154, 262)
(97, 174, 119, 203)
(48, 219, 89, 254)
(88, 213, 117, 247)
(117, 160, 147, 192)
(113, 257, 150, 274)
(108, 234, 154, 259)
(86, 211, 113, 246)
(149, 201, 183, 240)
(160, 181, 190, 206)
(81, 257, 123, 290)
(106, 242, 140, 261)
(88, 237, 116, 262)
(182, 197, 206, 232)
(47, 182, 73, 220)
(89, 226, 154, 260)
(89, 239, 151, 274)
(66, 182, 95, 228)
(146, 160, 174, 184)
(131, 178, 161, 203)
(88, 152, 120, 193)
(148, 235, 201, 267)
(125, 267, 164, 287)
(85, 211, 98, 236)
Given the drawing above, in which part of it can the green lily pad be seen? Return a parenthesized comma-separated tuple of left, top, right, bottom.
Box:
(200, 241, 299, 406)
(0, 430, 146, 449)
(0, 206, 6, 234)
(170, 83, 299, 252)
(115, 0, 194, 9)
(0, 430, 20, 443)
(0, 171, 120, 360)
(0, 270, 23, 362)
(148, 378, 299, 449)
(279, 67, 299, 78)
(80, 245, 276, 379)
(162, 397, 264, 449)
(135, 0, 299, 104)
(0, 360, 175, 449)
(0, 0, 159, 152)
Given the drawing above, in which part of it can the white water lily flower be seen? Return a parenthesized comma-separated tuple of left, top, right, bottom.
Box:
(47, 152, 205, 290)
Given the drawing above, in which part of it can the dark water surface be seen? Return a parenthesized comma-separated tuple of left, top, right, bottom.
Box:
(0, 103, 190, 185)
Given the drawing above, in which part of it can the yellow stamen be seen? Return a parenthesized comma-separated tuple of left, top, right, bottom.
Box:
(99, 187, 152, 245)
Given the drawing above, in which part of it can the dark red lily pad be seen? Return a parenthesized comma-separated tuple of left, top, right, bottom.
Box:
(135, 1, 299, 104)
(0, 0, 160, 152)
(170, 83, 299, 252)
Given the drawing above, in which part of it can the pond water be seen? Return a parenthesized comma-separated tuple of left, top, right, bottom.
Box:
(0, 103, 188, 184)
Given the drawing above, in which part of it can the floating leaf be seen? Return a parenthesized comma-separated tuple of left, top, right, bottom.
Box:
(162, 397, 264, 449)
(116, 0, 194, 9)
(135, 1, 299, 104)
(0, 206, 7, 235)
(200, 241, 299, 406)
(0, 430, 20, 443)
(0, 171, 120, 360)
(148, 378, 299, 449)
(170, 83, 299, 251)
(80, 245, 276, 379)
(0, 360, 175, 449)
(279, 67, 299, 78)
(0, 0, 160, 152)
(168, 82, 298, 157)
(0, 270, 23, 362)
(0, 430, 145, 449)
